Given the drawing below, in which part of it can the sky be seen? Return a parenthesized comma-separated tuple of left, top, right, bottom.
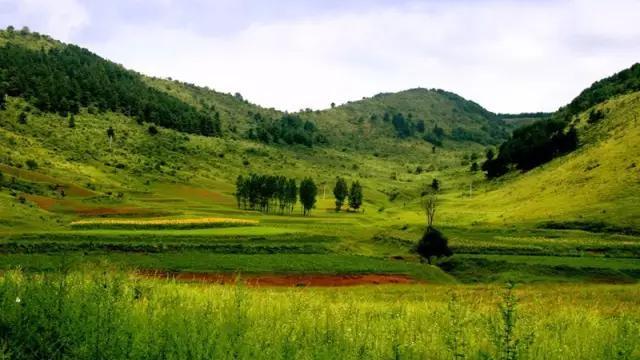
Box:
(1, 0, 639, 113)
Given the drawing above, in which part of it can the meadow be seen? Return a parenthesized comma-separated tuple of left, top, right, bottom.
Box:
(0, 269, 638, 360)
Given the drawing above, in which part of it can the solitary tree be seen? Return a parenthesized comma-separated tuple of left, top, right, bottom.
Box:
(68, 114, 75, 128)
(107, 126, 115, 148)
(431, 178, 440, 192)
(333, 177, 349, 211)
(422, 195, 437, 228)
(416, 227, 452, 264)
(348, 181, 363, 212)
(416, 194, 452, 263)
(299, 178, 317, 216)
(330, 102, 336, 109)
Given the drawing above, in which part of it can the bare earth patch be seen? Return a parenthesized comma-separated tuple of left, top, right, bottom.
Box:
(138, 271, 416, 287)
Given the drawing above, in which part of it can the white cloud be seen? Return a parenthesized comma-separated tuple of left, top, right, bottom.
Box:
(3, 0, 640, 113)
(0, 0, 89, 41)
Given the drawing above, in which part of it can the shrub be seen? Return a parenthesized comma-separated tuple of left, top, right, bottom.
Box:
(18, 112, 27, 124)
(25, 159, 38, 170)
(416, 227, 452, 264)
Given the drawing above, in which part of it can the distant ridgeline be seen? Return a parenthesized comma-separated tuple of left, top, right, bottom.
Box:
(483, 63, 640, 178)
(0, 29, 222, 136)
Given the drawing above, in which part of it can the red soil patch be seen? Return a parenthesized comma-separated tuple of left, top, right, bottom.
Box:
(0, 165, 95, 197)
(60, 184, 95, 197)
(23, 194, 58, 210)
(138, 271, 416, 287)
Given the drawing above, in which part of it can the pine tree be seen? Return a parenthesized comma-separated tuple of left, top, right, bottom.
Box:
(348, 181, 363, 212)
(299, 178, 317, 216)
(333, 177, 349, 211)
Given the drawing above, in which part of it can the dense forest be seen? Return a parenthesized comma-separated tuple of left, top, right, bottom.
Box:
(247, 113, 324, 147)
(0, 29, 221, 136)
(482, 119, 578, 178)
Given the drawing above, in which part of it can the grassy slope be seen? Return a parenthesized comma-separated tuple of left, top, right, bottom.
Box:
(447, 92, 640, 228)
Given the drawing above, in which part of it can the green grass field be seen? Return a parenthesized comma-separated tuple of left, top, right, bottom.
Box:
(1, 270, 638, 359)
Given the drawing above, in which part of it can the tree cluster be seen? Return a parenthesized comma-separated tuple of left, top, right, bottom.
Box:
(391, 113, 416, 138)
(235, 174, 298, 214)
(482, 119, 578, 178)
(247, 113, 325, 147)
(0, 34, 221, 136)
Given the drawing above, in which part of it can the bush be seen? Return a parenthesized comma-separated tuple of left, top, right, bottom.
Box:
(416, 227, 452, 264)
(25, 159, 38, 170)
(148, 125, 158, 135)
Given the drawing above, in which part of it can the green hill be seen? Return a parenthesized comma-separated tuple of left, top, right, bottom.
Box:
(450, 89, 640, 229)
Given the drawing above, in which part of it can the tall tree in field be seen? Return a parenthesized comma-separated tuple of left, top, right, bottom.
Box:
(333, 177, 348, 211)
(422, 195, 437, 228)
(107, 126, 115, 149)
(299, 178, 317, 216)
(286, 178, 297, 214)
(348, 181, 363, 212)
(417, 194, 452, 263)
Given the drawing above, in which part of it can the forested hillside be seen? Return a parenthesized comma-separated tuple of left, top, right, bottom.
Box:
(560, 62, 640, 120)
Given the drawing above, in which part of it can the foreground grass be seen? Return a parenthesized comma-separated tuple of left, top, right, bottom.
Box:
(0, 270, 638, 359)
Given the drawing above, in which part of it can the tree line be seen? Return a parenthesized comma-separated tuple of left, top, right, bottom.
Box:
(0, 28, 221, 137)
(235, 174, 318, 216)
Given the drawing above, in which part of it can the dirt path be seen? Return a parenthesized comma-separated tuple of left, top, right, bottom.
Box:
(138, 271, 416, 287)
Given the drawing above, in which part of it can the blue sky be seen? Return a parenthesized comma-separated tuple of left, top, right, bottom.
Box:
(1, 0, 639, 113)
